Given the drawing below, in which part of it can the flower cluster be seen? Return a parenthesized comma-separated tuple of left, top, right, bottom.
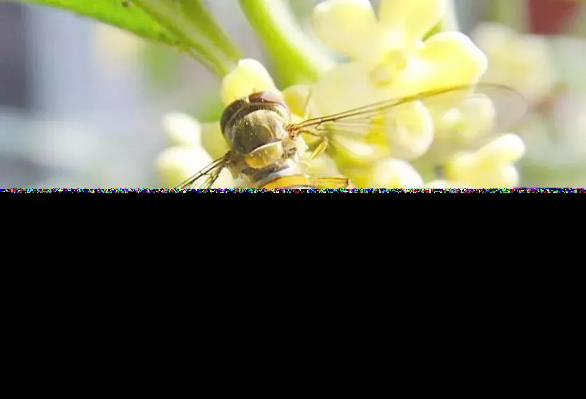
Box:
(470, 22, 579, 183)
(156, 112, 234, 188)
(472, 23, 557, 105)
(157, 0, 528, 189)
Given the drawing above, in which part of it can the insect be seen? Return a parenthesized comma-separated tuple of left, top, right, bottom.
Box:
(177, 84, 527, 190)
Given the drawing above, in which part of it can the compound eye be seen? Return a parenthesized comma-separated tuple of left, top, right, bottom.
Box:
(220, 99, 248, 134)
(248, 91, 285, 106)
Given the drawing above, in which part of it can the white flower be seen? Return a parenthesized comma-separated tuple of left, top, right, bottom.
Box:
(312, 0, 488, 114)
(444, 134, 526, 188)
(309, 0, 491, 179)
(221, 59, 280, 105)
(473, 23, 557, 104)
(156, 113, 235, 189)
(345, 158, 425, 189)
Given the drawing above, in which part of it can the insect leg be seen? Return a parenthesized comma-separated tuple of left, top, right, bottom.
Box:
(303, 88, 314, 120)
(310, 138, 330, 160)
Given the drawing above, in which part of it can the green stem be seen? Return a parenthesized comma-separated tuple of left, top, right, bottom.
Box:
(239, 0, 334, 87)
(443, 0, 460, 32)
(133, 0, 242, 77)
(492, 0, 528, 30)
(425, 0, 460, 39)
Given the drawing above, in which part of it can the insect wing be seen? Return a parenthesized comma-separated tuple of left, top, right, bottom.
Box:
(176, 155, 231, 190)
(291, 84, 528, 147)
(424, 84, 528, 146)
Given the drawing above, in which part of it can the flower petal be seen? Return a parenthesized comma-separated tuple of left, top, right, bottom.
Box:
(156, 147, 212, 187)
(156, 147, 236, 189)
(444, 134, 525, 188)
(378, 0, 447, 46)
(380, 100, 434, 159)
(282, 85, 313, 120)
(475, 134, 526, 165)
(162, 112, 201, 147)
(391, 32, 488, 97)
(431, 94, 496, 144)
(311, 64, 434, 162)
(333, 136, 390, 167)
(311, 62, 391, 116)
(302, 154, 344, 178)
(201, 122, 230, 160)
(221, 59, 278, 105)
(313, 0, 385, 61)
(368, 159, 424, 188)
(473, 23, 557, 103)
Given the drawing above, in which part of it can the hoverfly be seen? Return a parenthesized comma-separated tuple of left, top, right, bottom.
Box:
(177, 84, 527, 190)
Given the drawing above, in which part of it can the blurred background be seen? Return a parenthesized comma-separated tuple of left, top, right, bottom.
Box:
(0, 0, 585, 188)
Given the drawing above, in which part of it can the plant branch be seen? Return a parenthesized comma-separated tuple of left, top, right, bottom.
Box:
(239, 0, 333, 87)
(133, 0, 242, 77)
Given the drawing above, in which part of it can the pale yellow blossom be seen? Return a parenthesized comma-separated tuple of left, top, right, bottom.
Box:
(200, 122, 230, 160)
(309, 0, 489, 177)
(346, 158, 425, 189)
(311, 0, 487, 114)
(444, 134, 526, 188)
(473, 23, 557, 104)
(431, 94, 496, 145)
(156, 113, 235, 188)
(221, 59, 280, 105)
(163, 112, 202, 147)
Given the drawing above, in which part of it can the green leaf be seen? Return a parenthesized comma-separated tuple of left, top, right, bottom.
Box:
(18, 0, 180, 47)
(16, 0, 242, 77)
(133, 0, 242, 77)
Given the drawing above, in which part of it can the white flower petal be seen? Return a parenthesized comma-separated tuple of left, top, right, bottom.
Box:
(476, 134, 526, 164)
(313, 0, 385, 61)
(432, 94, 496, 144)
(444, 134, 525, 188)
(162, 112, 201, 147)
(392, 32, 488, 97)
(311, 62, 391, 116)
(282, 85, 313, 120)
(156, 146, 236, 189)
(378, 0, 447, 46)
(383, 100, 434, 159)
(201, 122, 230, 160)
(371, 159, 424, 188)
(156, 147, 212, 188)
(473, 23, 557, 103)
(221, 59, 278, 105)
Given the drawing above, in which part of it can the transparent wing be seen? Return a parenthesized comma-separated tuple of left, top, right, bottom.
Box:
(291, 84, 528, 146)
(176, 154, 232, 190)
